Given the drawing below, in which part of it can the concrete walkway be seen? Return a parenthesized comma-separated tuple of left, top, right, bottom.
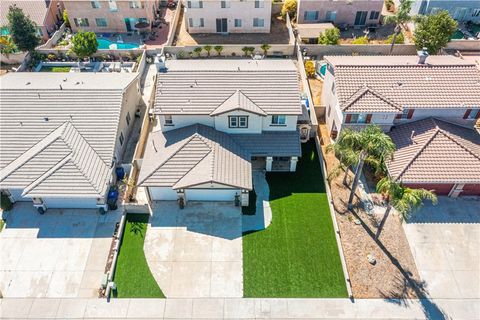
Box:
(2, 297, 478, 319)
(242, 171, 272, 232)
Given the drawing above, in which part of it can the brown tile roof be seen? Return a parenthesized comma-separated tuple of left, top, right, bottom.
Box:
(387, 118, 480, 184)
(210, 90, 267, 116)
(325, 55, 480, 112)
(342, 85, 402, 113)
(0, 1, 50, 27)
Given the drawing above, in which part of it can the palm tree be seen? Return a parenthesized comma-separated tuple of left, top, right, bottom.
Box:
(214, 45, 223, 56)
(203, 45, 212, 57)
(375, 177, 437, 239)
(335, 126, 396, 210)
(384, 0, 413, 54)
(260, 43, 271, 56)
(193, 47, 203, 57)
(326, 142, 359, 186)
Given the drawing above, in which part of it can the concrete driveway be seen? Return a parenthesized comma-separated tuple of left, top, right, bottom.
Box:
(144, 201, 243, 298)
(0, 202, 120, 298)
(403, 197, 480, 299)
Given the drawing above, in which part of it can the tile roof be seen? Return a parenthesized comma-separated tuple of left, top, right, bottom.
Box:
(154, 60, 302, 115)
(210, 90, 267, 116)
(0, 1, 51, 27)
(325, 55, 480, 112)
(0, 72, 138, 198)
(231, 131, 301, 157)
(342, 85, 402, 113)
(386, 118, 480, 184)
(138, 125, 252, 190)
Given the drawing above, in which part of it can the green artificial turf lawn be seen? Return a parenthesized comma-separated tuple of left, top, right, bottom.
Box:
(243, 141, 348, 298)
(113, 214, 164, 298)
(39, 66, 71, 72)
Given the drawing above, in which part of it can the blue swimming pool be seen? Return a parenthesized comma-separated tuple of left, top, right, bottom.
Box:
(97, 38, 139, 50)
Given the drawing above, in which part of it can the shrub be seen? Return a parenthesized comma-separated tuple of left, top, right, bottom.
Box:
(414, 10, 457, 54)
(0, 194, 13, 211)
(386, 32, 404, 44)
(304, 60, 315, 78)
(281, 0, 297, 19)
(193, 47, 203, 57)
(318, 27, 340, 45)
(63, 9, 70, 28)
(71, 31, 98, 59)
(352, 36, 369, 44)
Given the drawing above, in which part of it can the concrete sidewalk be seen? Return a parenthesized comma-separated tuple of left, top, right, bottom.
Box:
(1, 297, 479, 319)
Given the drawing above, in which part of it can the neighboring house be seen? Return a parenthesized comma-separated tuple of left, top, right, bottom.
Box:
(409, 0, 480, 23)
(137, 60, 303, 205)
(0, 73, 141, 211)
(0, 0, 64, 42)
(386, 118, 480, 196)
(183, 0, 271, 33)
(63, 0, 157, 33)
(296, 0, 384, 27)
(322, 54, 480, 139)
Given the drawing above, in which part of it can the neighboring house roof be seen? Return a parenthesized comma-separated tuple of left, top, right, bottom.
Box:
(154, 60, 302, 115)
(342, 85, 402, 113)
(210, 90, 267, 116)
(386, 118, 480, 184)
(0, 72, 138, 198)
(296, 23, 335, 39)
(325, 55, 480, 111)
(0, 1, 51, 27)
(138, 124, 252, 190)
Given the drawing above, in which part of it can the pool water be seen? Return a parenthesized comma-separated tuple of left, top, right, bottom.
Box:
(319, 63, 327, 77)
(97, 38, 139, 50)
(451, 29, 465, 40)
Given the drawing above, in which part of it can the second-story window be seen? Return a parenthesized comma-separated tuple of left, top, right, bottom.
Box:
(271, 115, 286, 125)
(234, 19, 242, 27)
(369, 11, 380, 20)
(304, 11, 319, 21)
(91, 1, 101, 9)
(464, 108, 480, 119)
(129, 1, 142, 9)
(109, 0, 118, 12)
(253, 18, 265, 27)
(164, 115, 174, 126)
(95, 18, 108, 27)
(74, 18, 90, 27)
(254, 0, 264, 8)
(221, 0, 230, 8)
(188, 18, 204, 27)
(187, 1, 203, 8)
(229, 116, 248, 128)
(345, 113, 372, 124)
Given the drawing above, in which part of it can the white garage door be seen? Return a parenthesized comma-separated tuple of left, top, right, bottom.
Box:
(44, 197, 98, 209)
(186, 189, 239, 202)
(149, 187, 178, 201)
(7, 189, 31, 202)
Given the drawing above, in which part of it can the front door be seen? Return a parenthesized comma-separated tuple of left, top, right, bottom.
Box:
(354, 11, 368, 26)
(216, 18, 228, 33)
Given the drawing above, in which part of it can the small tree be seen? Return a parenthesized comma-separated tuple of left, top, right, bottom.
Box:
(193, 46, 203, 57)
(214, 45, 223, 56)
(260, 43, 271, 55)
(281, 0, 297, 19)
(384, 0, 413, 54)
(7, 5, 40, 52)
(352, 36, 369, 44)
(241, 46, 254, 57)
(318, 27, 340, 45)
(375, 177, 437, 239)
(71, 31, 98, 59)
(203, 45, 212, 56)
(386, 33, 404, 44)
(63, 9, 70, 28)
(304, 60, 315, 78)
(0, 36, 17, 57)
(414, 10, 457, 54)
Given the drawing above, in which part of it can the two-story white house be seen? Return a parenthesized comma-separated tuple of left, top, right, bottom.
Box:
(321, 53, 480, 139)
(183, 0, 272, 34)
(137, 60, 302, 205)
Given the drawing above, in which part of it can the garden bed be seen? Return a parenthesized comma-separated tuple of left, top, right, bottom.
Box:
(318, 124, 421, 299)
(243, 141, 348, 297)
(39, 66, 71, 72)
(113, 213, 164, 298)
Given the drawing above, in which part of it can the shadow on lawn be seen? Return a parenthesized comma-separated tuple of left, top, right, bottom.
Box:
(347, 204, 449, 320)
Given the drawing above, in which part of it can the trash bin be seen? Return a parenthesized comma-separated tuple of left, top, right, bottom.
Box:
(115, 167, 125, 181)
(107, 188, 119, 210)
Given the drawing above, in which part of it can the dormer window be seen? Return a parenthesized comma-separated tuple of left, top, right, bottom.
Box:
(229, 116, 248, 128)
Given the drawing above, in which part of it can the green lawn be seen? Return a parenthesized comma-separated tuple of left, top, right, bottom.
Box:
(243, 141, 348, 297)
(113, 213, 164, 298)
(39, 66, 71, 72)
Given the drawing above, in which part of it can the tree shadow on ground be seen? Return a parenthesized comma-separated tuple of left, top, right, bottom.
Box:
(348, 206, 450, 320)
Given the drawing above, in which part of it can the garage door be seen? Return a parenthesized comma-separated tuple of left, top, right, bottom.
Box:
(186, 189, 239, 202)
(148, 187, 178, 201)
(460, 184, 480, 196)
(7, 189, 31, 202)
(404, 183, 454, 196)
(44, 197, 98, 209)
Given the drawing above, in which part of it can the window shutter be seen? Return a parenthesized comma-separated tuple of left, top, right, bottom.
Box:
(345, 114, 352, 123)
(187, 1, 191, 8)
(315, 11, 319, 20)
(407, 109, 414, 119)
(395, 113, 402, 119)
(365, 114, 372, 123)
(74, 18, 79, 27)
(463, 109, 472, 119)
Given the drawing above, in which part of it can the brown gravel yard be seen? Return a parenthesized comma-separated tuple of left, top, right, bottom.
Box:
(318, 124, 422, 299)
(307, 78, 323, 106)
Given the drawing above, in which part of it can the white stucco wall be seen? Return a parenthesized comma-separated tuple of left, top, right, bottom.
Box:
(158, 115, 214, 132)
(410, 0, 480, 22)
(262, 115, 298, 131)
(214, 111, 264, 134)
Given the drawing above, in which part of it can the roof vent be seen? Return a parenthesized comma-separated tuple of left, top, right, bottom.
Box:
(19, 121, 23, 127)
(25, 81, 31, 85)
(397, 81, 403, 86)
(75, 81, 80, 85)
(59, 84, 63, 90)
(44, 117, 49, 122)
(417, 47, 429, 64)
(410, 130, 416, 141)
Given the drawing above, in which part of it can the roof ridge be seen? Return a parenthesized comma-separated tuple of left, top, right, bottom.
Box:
(436, 126, 480, 162)
(342, 85, 402, 112)
(193, 133, 215, 181)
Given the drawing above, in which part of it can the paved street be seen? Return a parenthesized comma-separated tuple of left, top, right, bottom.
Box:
(145, 201, 243, 298)
(0, 203, 120, 298)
